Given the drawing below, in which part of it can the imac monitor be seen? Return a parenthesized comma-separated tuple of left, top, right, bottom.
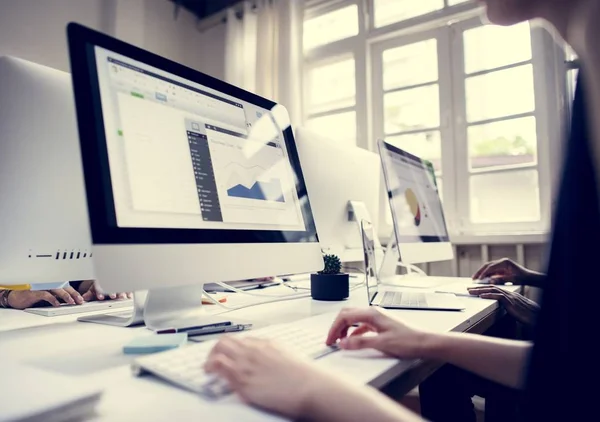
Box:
(0, 56, 94, 286)
(377, 139, 453, 264)
(66, 23, 322, 321)
(295, 127, 381, 262)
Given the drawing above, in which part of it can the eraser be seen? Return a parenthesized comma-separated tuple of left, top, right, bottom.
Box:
(123, 333, 188, 355)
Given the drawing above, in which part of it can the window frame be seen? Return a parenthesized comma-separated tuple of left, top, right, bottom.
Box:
(449, 17, 552, 234)
(303, 0, 567, 242)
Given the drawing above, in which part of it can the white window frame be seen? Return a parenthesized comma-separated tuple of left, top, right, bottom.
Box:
(302, 0, 567, 242)
(448, 17, 553, 235)
(303, 0, 369, 149)
(370, 28, 457, 230)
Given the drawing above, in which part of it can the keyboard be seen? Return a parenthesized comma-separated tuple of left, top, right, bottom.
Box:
(133, 322, 339, 399)
(381, 292, 428, 308)
(24, 299, 133, 317)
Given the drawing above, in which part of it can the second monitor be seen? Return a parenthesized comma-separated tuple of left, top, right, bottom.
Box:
(296, 128, 381, 262)
(378, 138, 453, 265)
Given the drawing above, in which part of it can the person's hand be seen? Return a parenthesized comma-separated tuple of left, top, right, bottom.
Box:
(472, 258, 540, 285)
(7, 287, 84, 310)
(78, 280, 132, 301)
(326, 307, 428, 359)
(204, 336, 326, 419)
(467, 286, 540, 328)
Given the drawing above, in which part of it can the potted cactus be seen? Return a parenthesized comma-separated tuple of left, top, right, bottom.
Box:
(310, 253, 350, 301)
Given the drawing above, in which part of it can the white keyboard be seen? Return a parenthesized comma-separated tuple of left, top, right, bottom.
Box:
(133, 322, 339, 399)
(24, 299, 133, 317)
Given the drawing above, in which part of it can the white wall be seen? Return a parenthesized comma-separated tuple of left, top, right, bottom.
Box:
(0, 0, 106, 72)
(0, 0, 227, 78)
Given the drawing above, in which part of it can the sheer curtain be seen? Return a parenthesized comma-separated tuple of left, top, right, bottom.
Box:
(224, 0, 304, 126)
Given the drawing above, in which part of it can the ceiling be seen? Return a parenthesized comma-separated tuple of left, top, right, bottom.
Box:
(171, 0, 242, 20)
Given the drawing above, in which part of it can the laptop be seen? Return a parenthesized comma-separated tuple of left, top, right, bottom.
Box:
(361, 220, 465, 311)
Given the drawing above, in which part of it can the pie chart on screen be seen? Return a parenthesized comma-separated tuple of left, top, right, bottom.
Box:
(405, 188, 421, 227)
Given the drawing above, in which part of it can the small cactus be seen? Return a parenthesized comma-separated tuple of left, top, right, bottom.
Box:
(319, 254, 342, 275)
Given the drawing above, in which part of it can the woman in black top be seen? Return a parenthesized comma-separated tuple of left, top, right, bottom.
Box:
(203, 1, 600, 420)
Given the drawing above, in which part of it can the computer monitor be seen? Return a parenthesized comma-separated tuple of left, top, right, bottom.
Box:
(67, 24, 322, 327)
(0, 56, 94, 286)
(377, 138, 453, 264)
(295, 128, 381, 262)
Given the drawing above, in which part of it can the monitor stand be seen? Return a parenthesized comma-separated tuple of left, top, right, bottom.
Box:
(379, 231, 442, 288)
(77, 285, 223, 329)
(77, 290, 146, 327)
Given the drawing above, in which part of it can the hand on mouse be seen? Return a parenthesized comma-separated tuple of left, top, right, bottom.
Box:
(467, 286, 540, 328)
(472, 258, 545, 286)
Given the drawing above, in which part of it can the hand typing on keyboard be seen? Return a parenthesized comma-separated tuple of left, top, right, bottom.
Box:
(78, 280, 132, 301)
(2, 286, 84, 309)
(204, 336, 335, 419)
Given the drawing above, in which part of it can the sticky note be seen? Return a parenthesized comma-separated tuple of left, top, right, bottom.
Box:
(123, 333, 187, 355)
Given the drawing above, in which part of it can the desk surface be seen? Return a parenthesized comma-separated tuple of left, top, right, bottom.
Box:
(0, 279, 516, 421)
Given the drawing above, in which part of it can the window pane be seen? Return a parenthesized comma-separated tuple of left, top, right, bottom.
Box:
(468, 117, 537, 170)
(374, 0, 444, 28)
(436, 177, 443, 204)
(386, 131, 442, 172)
(304, 5, 359, 51)
(448, 0, 469, 4)
(470, 169, 540, 223)
(308, 59, 355, 113)
(383, 39, 438, 90)
(306, 111, 356, 145)
(466, 65, 535, 122)
(384, 85, 440, 133)
(464, 23, 531, 74)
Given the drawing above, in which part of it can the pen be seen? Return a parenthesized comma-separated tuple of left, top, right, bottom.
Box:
(187, 323, 253, 337)
(156, 321, 232, 334)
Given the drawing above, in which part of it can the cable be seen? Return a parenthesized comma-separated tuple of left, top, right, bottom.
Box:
(212, 280, 306, 298)
(202, 288, 311, 313)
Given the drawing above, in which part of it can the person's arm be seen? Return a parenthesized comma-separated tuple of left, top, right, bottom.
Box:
(302, 379, 423, 422)
(328, 308, 532, 390)
(521, 270, 545, 288)
(420, 332, 532, 389)
(204, 336, 424, 422)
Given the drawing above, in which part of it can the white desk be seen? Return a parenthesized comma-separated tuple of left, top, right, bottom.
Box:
(0, 280, 515, 421)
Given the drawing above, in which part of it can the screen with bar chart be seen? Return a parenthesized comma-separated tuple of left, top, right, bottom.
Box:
(93, 46, 306, 232)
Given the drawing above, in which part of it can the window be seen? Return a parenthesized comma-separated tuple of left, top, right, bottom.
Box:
(305, 57, 357, 145)
(381, 38, 442, 173)
(303, 1, 560, 236)
(303, 5, 359, 51)
(459, 22, 542, 226)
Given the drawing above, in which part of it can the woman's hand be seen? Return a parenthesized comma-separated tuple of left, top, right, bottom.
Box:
(204, 336, 323, 419)
(78, 280, 132, 301)
(468, 286, 540, 327)
(326, 307, 428, 359)
(472, 258, 544, 286)
(204, 335, 424, 422)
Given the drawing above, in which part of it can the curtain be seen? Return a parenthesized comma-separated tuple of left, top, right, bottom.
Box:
(224, 0, 304, 127)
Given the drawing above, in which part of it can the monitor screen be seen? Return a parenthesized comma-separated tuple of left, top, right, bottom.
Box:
(94, 47, 306, 232)
(379, 140, 449, 244)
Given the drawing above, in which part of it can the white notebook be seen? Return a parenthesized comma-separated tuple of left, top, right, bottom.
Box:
(1, 365, 102, 422)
